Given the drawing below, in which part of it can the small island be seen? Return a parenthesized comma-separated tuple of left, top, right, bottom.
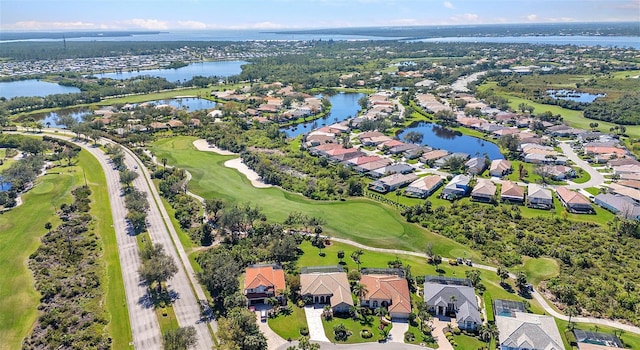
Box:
(164, 61, 189, 69)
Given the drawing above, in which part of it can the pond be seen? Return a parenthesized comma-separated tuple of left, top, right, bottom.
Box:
(546, 89, 605, 103)
(28, 108, 92, 128)
(92, 60, 247, 82)
(282, 92, 365, 137)
(397, 122, 504, 160)
(0, 176, 12, 192)
(142, 97, 216, 111)
(0, 79, 81, 99)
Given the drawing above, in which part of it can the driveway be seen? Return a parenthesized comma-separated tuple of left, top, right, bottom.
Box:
(304, 306, 331, 342)
(431, 316, 455, 350)
(388, 319, 408, 343)
(253, 305, 288, 349)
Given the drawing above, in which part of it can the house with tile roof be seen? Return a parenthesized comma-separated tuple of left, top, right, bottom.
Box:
(404, 175, 444, 198)
(490, 159, 512, 177)
(595, 193, 640, 220)
(369, 173, 418, 193)
(496, 312, 563, 350)
(556, 187, 594, 214)
(359, 274, 412, 319)
(423, 276, 481, 331)
(300, 266, 353, 313)
(501, 181, 525, 203)
(244, 264, 286, 306)
(528, 184, 553, 209)
(471, 179, 497, 202)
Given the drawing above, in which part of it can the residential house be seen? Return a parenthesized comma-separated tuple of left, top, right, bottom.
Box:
(471, 179, 497, 202)
(613, 164, 640, 175)
(300, 266, 353, 313)
(369, 173, 418, 193)
(555, 187, 593, 214)
(618, 180, 640, 190)
(496, 312, 563, 350)
(149, 121, 169, 130)
(359, 273, 412, 319)
(404, 146, 430, 160)
(404, 175, 444, 198)
(388, 143, 420, 155)
(489, 159, 512, 177)
(369, 163, 414, 178)
(540, 165, 575, 180)
(595, 193, 640, 219)
(501, 181, 525, 203)
(354, 159, 393, 174)
(465, 157, 488, 175)
(244, 264, 286, 306)
(423, 276, 481, 331)
(528, 184, 553, 209)
(574, 330, 625, 350)
(608, 183, 640, 201)
(441, 174, 472, 200)
(436, 153, 470, 168)
(420, 149, 449, 165)
(167, 119, 184, 128)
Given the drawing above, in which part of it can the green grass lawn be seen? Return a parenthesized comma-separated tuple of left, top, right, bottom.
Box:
(513, 257, 559, 286)
(148, 136, 482, 260)
(268, 305, 308, 341)
(405, 322, 438, 347)
(571, 169, 591, 184)
(584, 187, 601, 196)
(322, 313, 386, 344)
(0, 171, 76, 350)
(0, 149, 131, 350)
(453, 333, 486, 349)
(505, 160, 542, 184)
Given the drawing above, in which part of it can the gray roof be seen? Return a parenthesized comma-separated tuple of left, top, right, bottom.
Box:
(456, 300, 481, 324)
(496, 312, 563, 350)
(595, 193, 640, 219)
(424, 283, 480, 324)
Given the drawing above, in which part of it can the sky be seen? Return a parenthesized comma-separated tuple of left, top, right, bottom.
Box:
(1, 0, 639, 31)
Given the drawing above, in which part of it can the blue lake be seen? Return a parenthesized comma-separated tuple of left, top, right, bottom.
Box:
(0, 79, 81, 99)
(143, 98, 217, 111)
(547, 89, 605, 103)
(93, 60, 247, 82)
(398, 122, 504, 160)
(282, 92, 365, 137)
(0, 176, 12, 192)
(28, 108, 92, 128)
(407, 36, 640, 49)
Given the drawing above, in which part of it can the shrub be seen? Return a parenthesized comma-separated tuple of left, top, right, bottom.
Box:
(300, 327, 309, 336)
(361, 329, 373, 339)
(297, 299, 305, 308)
(453, 327, 461, 335)
(404, 331, 415, 342)
(445, 332, 453, 338)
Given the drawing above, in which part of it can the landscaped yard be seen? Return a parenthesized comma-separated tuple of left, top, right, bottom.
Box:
(322, 313, 388, 344)
(555, 319, 640, 350)
(268, 305, 308, 341)
(453, 333, 486, 349)
(572, 168, 591, 184)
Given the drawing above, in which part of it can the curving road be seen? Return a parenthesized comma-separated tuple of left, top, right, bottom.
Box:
(558, 142, 605, 190)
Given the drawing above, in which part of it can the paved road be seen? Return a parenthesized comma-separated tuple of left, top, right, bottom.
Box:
(41, 134, 163, 349)
(118, 144, 215, 349)
(558, 142, 605, 190)
(276, 341, 433, 350)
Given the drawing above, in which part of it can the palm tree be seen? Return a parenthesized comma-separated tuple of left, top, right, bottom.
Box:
(352, 282, 368, 303)
(565, 306, 578, 329)
(497, 266, 509, 284)
(161, 157, 167, 171)
(479, 323, 499, 348)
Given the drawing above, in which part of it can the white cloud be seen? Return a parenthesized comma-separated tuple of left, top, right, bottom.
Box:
(5, 20, 97, 30)
(443, 1, 455, 9)
(449, 13, 480, 24)
(177, 20, 207, 29)
(121, 19, 169, 30)
(527, 14, 538, 21)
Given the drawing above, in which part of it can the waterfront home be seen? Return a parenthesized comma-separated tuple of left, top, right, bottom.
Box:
(359, 273, 411, 319)
(404, 175, 444, 198)
(595, 193, 640, 219)
(244, 264, 286, 306)
(496, 312, 563, 350)
(441, 174, 471, 200)
(420, 149, 449, 164)
(369, 173, 418, 193)
(465, 157, 488, 175)
(501, 181, 525, 203)
(423, 276, 481, 331)
(435, 153, 470, 168)
(489, 159, 512, 177)
(471, 179, 497, 202)
(305, 134, 335, 147)
(300, 266, 353, 313)
(527, 184, 553, 209)
(555, 187, 594, 214)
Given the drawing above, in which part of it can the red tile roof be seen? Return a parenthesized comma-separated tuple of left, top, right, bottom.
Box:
(244, 265, 286, 293)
